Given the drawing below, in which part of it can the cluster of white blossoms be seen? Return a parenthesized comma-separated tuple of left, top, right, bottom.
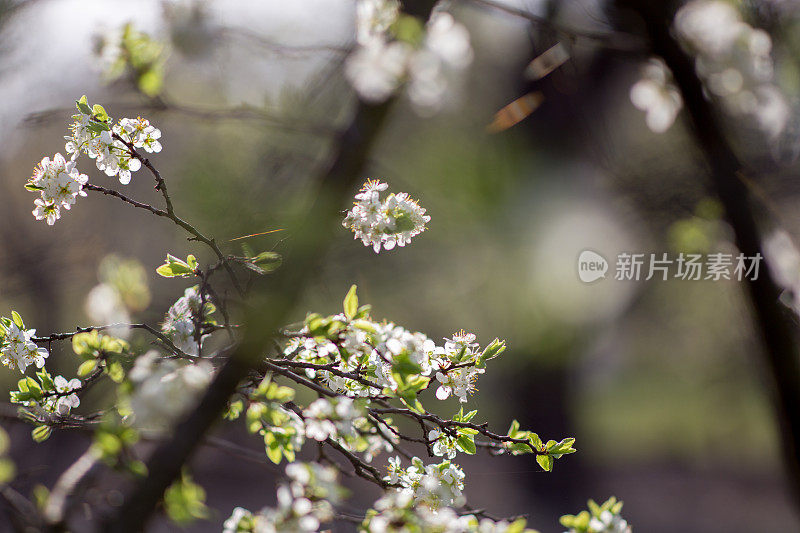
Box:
(302, 397, 361, 441)
(432, 330, 485, 403)
(223, 463, 343, 533)
(630, 58, 684, 133)
(364, 490, 534, 532)
(26, 153, 89, 226)
(26, 97, 163, 225)
(162, 286, 207, 356)
(674, 0, 789, 138)
(342, 180, 430, 253)
(385, 456, 466, 509)
(65, 100, 161, 184)
(117, 117, 163, 154)
(0, 318, 49, 374)
(346, 0, 473, 114)
(10, 372, 82, 418)
(48, 376, 82, 415)
(428, 427, 459, 459)
(285, 311, 500, 403)
(127, 351, 212, 433)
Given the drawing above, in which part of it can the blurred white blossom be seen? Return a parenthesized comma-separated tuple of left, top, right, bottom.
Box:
(223, 463, 342, 533)
(630, 58, 683, 133)
(346, 9, 473, 115)
(128, 351, 212, 433)
(162, 286, 207, 356)
(85, 283, 132, 339)
(345, 39, 412, 103)
(356, 0, 400, 45)
(674, 0, 789, 139)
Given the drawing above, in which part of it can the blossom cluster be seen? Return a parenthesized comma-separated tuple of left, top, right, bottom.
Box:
(342, 180, 430, 253)
(26, 153, 88, 225)
(347, 1, 473, 114)
(674, 0, 788, 138)
(385, 456, 466, 509)
(11, 373, 82, 417)
(26, 96, 162, 225)
(0, 313, 49, 373)
(630, 58, 683, 133)
(126, 351, 213, 433)
(162, 286, 213, 356)
(284, 319, 499, 403)
(65, 98, 161, 183)
(222, 463, 343, 533)
(302, 396, 361, 441)
(363, 489, 537, 532)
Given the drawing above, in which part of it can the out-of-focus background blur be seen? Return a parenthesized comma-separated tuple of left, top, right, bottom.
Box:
(1, 0, 800, 531)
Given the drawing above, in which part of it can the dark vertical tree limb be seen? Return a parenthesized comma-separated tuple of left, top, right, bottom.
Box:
(97, 100, 394, 533)
(617, 0, 800, 512)
(99, 3, 438, 530)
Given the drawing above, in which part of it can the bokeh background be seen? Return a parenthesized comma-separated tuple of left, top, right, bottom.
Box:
(1, 0, 800, 531)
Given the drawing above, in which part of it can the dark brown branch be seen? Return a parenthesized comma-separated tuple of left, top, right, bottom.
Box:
(85, 184, 167, 217)
(617, 0, 800, 510)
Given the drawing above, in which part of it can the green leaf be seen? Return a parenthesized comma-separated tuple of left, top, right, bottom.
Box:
(547, 437, 576, 456)
(391, 352, 422, 378)
(127, 460, 148, 477)
(94, 432, 122, 457)
(343, 284, 358, 320)
(77, 359, 98, 377)
(479, 338, 506, 366)
(536, 454, 553, 472)
(456, 435, 476, 455)
(76, 96, 92, 115)
(265, 443, 283, 464)
(137, 68, 164, 97)
(37, 370, 54, 391)
(25, 183, 46, 191)
(250, 252, 282, 272)
(32, 425, 52, 443)
(164, 472, 208, 525)
(106, 361, 125, 383)
(460, 409, 478, 422)
(156, 254, 196, 277)
(91, 104, 109, 121)
(87, 120, 110, 133)
(0, 459, 13, 484)
(10, 311, 23, 328)
(392, 14, 425, 46)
